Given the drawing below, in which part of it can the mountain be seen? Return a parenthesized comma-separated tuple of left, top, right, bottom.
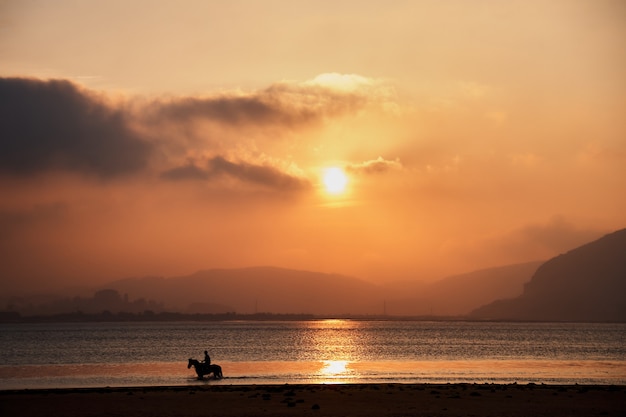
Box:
(103, 266, 384, 315)
(102, 262, 542, 317)
(469, 229, 626, 321)
(383, 261, 543, 316)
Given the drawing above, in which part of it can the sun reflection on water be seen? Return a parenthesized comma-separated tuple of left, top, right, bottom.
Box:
(321, 360, 349, 376)
(302, 320, 363, 382)
(303, 319, 364, 362)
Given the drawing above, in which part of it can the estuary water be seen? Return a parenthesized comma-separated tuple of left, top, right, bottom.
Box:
(1, 320, 624, 389)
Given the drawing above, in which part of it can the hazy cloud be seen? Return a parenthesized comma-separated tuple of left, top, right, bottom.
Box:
(0, 203, 67, 241)
(0, 76, 387, 184)
(443, 217, 608, 271)
(347, 157, 403, 175)
(162, 156, 311, 192)
(512, 217, 606, 254)
(147, 94, 314, 127)
(0, 77, 153, 178)
(145, 73, 391, 128)
(161, 163, 210, 181)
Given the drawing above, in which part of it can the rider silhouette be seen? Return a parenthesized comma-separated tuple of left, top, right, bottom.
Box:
(203, 350, 211, 365)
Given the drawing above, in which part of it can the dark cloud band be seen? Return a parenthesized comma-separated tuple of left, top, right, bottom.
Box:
(0, 77, 152, 178)
(162, 156, 310, 192)
(0, 77, 371, 192)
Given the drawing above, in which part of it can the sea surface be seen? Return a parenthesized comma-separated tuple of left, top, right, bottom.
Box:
(1, 320, 625, 389)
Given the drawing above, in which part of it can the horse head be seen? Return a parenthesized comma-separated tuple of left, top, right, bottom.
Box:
(187, 358, 195, 369)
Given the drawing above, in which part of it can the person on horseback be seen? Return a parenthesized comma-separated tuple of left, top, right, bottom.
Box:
(203, 350, 211, 365)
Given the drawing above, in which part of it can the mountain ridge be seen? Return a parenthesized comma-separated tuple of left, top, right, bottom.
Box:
(105, 266, 383, 315)
(102, 263, 541, 316)
(7, 226, 623, 321)
(382, 261, 543, 316)
(470, 228, 626, 321)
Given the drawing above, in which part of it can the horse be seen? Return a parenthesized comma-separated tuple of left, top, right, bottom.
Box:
(188, 358, 223, 380)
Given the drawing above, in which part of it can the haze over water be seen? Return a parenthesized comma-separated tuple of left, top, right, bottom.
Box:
(1, 1, 625, 294)
(1, 320, 624, 389)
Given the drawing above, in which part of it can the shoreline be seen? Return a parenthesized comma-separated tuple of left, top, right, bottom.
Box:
(2, 383, 625, 417)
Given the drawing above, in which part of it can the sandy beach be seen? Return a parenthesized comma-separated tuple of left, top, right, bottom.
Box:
(1, 383, 624, 417)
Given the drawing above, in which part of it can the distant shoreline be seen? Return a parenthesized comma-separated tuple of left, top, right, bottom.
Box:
(1, 311, 624, 323)
(2, 383, 624, 417)
(0, 311, 470, 323)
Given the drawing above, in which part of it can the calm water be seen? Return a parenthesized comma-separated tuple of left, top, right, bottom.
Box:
(1, 320, 624, 389)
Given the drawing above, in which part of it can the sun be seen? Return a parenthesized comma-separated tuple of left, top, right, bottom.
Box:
(323, 167, 348, 194)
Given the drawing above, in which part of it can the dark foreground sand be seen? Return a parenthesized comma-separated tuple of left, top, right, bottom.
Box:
(1, 383, 625, 417)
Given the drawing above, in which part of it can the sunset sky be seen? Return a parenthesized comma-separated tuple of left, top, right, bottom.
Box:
(1, 0, 625, 294)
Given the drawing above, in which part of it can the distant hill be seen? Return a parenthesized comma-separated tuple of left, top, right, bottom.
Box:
(103, 263, 543, 317)
(383, 261, 543, 316)
(469, 228, 626, 321)
(103, 266, 384, 315)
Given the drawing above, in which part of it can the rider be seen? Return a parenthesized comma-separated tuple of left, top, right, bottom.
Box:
(203, 350, 211, 365)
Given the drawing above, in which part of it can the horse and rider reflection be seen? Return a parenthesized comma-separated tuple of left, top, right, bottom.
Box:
(188, 350, 223, 380)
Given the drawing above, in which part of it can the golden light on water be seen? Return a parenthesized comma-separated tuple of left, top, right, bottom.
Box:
(321, 360, 349, 376)
(304, 320, 361, 382)
(305, 320, 362, 362)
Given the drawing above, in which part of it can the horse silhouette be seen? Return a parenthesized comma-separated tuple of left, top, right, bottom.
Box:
(188, 358, 223, 380)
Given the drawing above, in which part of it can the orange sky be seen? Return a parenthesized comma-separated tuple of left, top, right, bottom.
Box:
(1, 0, 625, 293)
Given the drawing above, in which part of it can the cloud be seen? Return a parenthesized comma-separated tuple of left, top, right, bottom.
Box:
(145, 73, 393, 128)
(160, 163, 210, 181)
(305, 73, 374, 92)
(0, 75, 375, 186)
(0, 77, 153, 178)
(511, 217, 607, 254)
(0, 203, 68, 242)
(441, 217, 608, 271)
(346, 157, 403, 175)
(162, 156, 311, 192)
(146, 94, 315, 127)
(0, 75, 398, 182)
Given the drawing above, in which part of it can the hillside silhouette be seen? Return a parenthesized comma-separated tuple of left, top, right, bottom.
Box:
(2, 262, 541, 317)
(470, 228, 626, 321)
(100, 263, 541, 317)
(104, 267, 383, 315)
(383, 261, 542, 316)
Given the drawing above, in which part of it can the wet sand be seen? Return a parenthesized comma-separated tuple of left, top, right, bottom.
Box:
(1, 383, 625, 417)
